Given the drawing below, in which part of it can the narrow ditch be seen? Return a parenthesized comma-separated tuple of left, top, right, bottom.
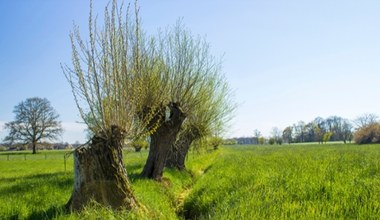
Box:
(174, 165, 213, 219)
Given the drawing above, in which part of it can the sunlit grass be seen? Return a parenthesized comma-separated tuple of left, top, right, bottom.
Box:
(1, 145, 380, 219)
(184, 144, 380, 219)
(0, 149, 218, 219)
(0, 151, 73, 219)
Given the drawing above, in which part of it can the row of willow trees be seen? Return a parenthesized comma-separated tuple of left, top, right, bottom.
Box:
(62, 1, 233, 212)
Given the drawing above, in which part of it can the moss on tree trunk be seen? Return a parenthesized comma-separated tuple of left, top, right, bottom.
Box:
(66, 126, 138, 211)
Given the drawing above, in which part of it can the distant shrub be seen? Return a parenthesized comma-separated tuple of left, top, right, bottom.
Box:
(269, 138, 275, 145)
(130, 139, 149, 152)
(0, 146, 7, 151)
(65, 144, 73, 150)
(258, 137, 265, 145)
(354, 123, 380, 144)
(209, 137, 223, 150)
(323, 132, 333, 143)
(223, 139, 237, 145)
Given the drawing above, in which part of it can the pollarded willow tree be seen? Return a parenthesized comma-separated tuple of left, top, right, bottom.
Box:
(136, 21, 232, 180)
(62, 0, 159, 211)
(165, 74, 234, 170)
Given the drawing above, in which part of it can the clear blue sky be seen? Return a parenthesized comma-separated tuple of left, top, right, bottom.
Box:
(1, 1, 380, 143)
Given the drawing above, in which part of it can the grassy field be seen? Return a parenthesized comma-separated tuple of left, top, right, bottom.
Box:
(1, 144, 380, 219)
(0, 149, 218, 219)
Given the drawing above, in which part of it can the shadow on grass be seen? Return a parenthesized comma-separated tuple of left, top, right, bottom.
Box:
(203, 164, 213, 174)
(125, 163, 144, 172)
(26, 205, 68, 220)
(1, 204, 69, 220)
(128, 172, 142, 182)
(0, 172, 73, 197)
(125, 163, 145, 182)
(0, 172, 72, 219)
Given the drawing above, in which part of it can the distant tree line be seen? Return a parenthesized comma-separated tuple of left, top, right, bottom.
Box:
(281, 115, 354, 144)
(224, 113, 380, 145)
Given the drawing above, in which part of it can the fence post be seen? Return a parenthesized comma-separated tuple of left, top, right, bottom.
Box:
(64, 155, 66, 172)
(45, 154, 47, 160)
(7, 155, 9, 161)
(24, 155, 26, 161)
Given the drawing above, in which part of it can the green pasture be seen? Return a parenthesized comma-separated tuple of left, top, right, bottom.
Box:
(185, 144, 380, 219)
(1, 144, 380, 219)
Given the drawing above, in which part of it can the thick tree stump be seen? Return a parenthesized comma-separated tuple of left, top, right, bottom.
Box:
(66, 126, 138, 211)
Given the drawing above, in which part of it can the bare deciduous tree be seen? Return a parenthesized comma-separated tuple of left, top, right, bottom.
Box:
(253, 129, 262, 144)
(354, 113, 379, 129)
(4, 97, 62, 154)
(282, 126, 293, 144)
(271, 127, 282, 144)
(342, 119, 353, 144)
(354, 123, 380, 144)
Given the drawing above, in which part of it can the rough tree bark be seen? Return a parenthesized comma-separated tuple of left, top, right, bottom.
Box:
(141, 103, 186, 181)
(165, 132, 194, 171)
(66, 126, 139, 211)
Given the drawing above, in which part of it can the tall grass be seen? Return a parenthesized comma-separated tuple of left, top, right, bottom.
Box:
(184, 144, 380, 219)
(0, 151, 74, 219)
(1, 145, 380, 219)
(0, 149, 219, 219)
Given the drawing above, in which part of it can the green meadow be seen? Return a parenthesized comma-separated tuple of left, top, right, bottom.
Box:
(1, 144, 380, 219)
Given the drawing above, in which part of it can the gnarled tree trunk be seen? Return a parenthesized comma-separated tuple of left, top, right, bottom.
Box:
(166, 133, 194, 171)
(141, 103, 186, 181)
(66, 126, 138, 211)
